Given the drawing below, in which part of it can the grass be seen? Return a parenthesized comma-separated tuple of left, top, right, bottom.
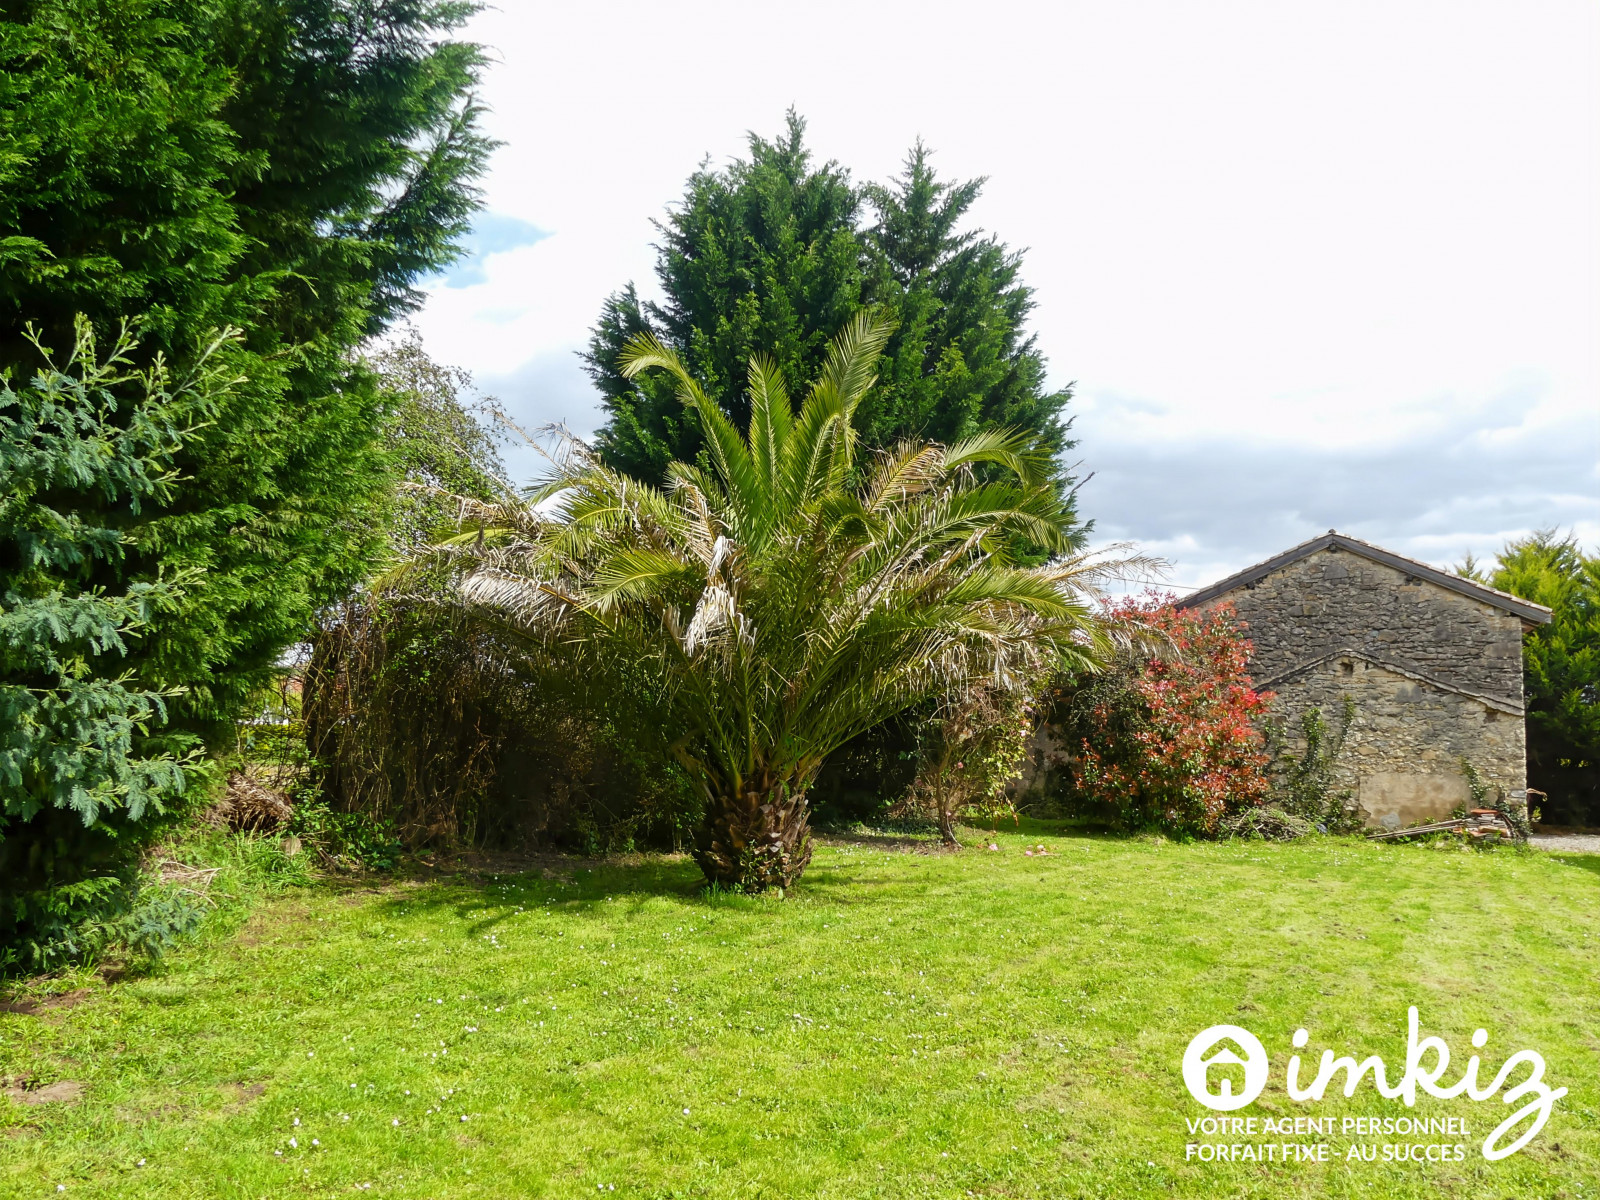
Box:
(1, 825, 1597, 1199)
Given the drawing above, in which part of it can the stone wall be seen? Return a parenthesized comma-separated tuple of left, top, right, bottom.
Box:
(1020, 544, 1534, 829)
(1191, 544, 1532, 828)
(1218, 547, 1526, 707)
(1266, 654, 1526, 828)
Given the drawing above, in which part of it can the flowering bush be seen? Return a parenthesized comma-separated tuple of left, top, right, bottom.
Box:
(1054, 597, 1271, 836)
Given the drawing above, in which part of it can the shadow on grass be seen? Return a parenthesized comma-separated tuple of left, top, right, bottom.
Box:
(812, 830, 951, 853)
(1550, 852, 1600, 880)
(371, 854, 712, 937)
(814, 815, 1122, 850)
(366, 818, 1134, 935)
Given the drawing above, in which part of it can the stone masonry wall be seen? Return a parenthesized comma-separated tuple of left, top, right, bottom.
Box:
(1268, 654, 1526, 828)
(1017, 546, 1533, 828)
(1218, 547, 1526, 707)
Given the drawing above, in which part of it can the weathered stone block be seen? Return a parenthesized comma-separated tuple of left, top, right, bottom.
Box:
(1360, 773, 1471, 829)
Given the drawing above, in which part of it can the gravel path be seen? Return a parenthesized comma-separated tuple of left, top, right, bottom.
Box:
(1531, 834, 1600, 855)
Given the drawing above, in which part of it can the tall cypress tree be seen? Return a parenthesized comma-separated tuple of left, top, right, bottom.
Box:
(0, 0, 491, 744)
(861, 142, 1072, 462)
(587, 114, 1079, 523)
(1, 0, 490, 907)
(588, 112, 867, 482)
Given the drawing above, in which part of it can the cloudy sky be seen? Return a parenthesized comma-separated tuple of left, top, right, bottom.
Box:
(408, 0, 1599, 591)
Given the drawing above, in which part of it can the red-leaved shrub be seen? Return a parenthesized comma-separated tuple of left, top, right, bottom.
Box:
(1055, 596, 1271, 836)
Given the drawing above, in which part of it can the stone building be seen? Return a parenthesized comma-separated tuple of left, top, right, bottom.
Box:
(1179, 531, 1551, 829)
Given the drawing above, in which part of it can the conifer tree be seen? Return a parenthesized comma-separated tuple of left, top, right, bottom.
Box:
(0, 0, 492, 745)
(1, 1, 490, 940)
(1465, 532, 1600, 823)
(1, 321, 230, 896)
(586, 114, 1079, 524)
(860, 142, 1072, 463)
(588, 113, 866, 482)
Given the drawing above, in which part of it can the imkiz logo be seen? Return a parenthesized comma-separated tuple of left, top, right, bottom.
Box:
(1181, 1008, 1566, 1160)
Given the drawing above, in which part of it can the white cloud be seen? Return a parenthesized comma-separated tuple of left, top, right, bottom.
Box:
(411, 0, 1600, 582)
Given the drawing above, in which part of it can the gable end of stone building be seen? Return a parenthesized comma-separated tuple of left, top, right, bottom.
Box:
(1178, 531, 1551, 829)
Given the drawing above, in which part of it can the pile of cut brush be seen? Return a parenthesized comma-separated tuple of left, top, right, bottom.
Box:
(1367, 808, 1523, 844)
(209, 771, 294, 834)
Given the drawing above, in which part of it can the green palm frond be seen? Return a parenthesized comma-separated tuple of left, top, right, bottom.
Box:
(862, 441, 945, 510)
(745, 353, 790, 502)
(587, 547, 703, 613)
(939, 426, 1053, 488)
(813, 308, 893, 429)
(621, 334, 765, 526)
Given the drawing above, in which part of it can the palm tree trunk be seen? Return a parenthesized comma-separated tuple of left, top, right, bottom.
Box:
(693, 773, 813, 892)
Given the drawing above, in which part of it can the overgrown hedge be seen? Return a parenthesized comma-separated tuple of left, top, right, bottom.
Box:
(303, 599, 701, 856)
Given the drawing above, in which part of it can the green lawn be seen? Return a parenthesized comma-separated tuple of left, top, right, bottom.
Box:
(2, 828, 1597, 1199)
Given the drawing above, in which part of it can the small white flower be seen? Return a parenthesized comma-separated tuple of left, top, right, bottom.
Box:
(460, 1115, 469, 1122)
(306, 1051, 314, 1058)
(683, 1108, 691, 1116)
(292, 1117, 300, 1126)
(289, 1137, 297, 1149)
(137, 1160, 145, 1167)
(274, 1150, 283, 1157)
(312, 1139, 320, 1146)
(392, 1118, 400, 1126)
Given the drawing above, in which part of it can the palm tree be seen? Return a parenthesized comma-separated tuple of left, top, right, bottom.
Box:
(421, 311, 1119, 890)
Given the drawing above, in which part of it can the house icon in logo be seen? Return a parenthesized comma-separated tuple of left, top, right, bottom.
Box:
(1199, 1044, 1249, 1103)
(1182, 1025, 1269, 1111)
